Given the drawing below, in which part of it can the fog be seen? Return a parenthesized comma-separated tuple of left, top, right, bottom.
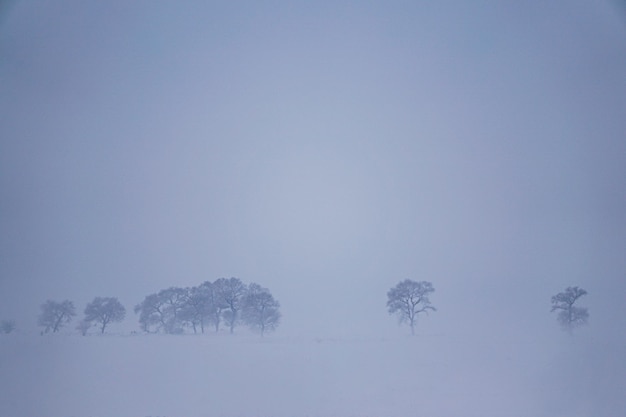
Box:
(1, 1, 625, 416)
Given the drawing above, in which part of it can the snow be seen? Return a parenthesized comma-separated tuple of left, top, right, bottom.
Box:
(2, 330, 624, 417)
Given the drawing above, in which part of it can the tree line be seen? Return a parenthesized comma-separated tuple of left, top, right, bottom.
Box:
(134, 277, 280, 336)
(27, 277, 281, 336)
(1, 280, 588, 336)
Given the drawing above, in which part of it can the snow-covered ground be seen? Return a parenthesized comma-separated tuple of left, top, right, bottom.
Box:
(1, 330, 624, 417)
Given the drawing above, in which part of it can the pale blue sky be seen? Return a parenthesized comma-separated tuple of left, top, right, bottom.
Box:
(1, 1, 625, 337)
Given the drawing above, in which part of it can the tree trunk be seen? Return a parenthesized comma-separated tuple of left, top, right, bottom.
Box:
(229, 310, 236, 334)
(53, 314, 64, 333)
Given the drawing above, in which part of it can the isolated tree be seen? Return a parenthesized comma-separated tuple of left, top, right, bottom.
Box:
(38, 300, 76, 333)
(242, 283, 281, 336)
(1, 319, 16, 334)
(214, 277, 247, 333)
(551, 286, 589, 333)
(84, 297, 126, 334)
(387, 280, 436, 335)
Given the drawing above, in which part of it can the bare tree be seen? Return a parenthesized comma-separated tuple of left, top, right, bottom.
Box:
(387, 280, 436, 335)
(551, 286, 589, 333)
(214, 277, 247, 334)
(84, 297, 126, 334)
(134, 294, 165, 333)
(135, 293, 168, 333)
(180, 282, 215, 334)
(242, 283, 281, 336)
(159, 287, 188, 334)
(38, 300, 76, 333)
(1, 319, 16, 334)
(135, 292, 171, 333)
(135, 287, 188, 334)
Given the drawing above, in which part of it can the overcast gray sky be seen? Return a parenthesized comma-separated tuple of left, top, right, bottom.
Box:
(1, 1, 625, 338)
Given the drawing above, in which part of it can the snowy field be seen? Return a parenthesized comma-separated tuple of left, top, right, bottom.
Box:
(2, 331, 624, 417)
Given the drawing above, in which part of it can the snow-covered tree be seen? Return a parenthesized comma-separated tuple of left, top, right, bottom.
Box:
(242, 283, 281, 336)
(214, 277, 247, 334)
(158, 287, 188, 334)
(180, 281, 216, 334)
(551, 286, 588, 333)
(387, 280, 436, 335)
(135, 293, 168, 333)
(84, 297, 126, 334)
(38, 300, 76, 333)
(135, 287, 188, 334)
